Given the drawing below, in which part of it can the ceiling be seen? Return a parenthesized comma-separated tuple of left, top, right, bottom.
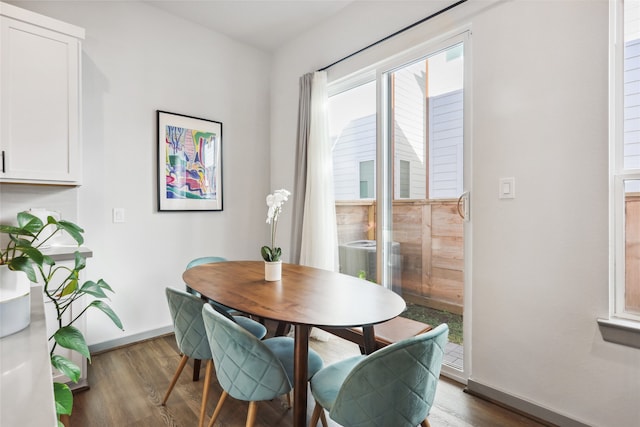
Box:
(146, 0, 355, 51)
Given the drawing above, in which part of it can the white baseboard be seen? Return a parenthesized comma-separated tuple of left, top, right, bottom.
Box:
(465, 379, 590, 427)
(88, 325, 174, 354)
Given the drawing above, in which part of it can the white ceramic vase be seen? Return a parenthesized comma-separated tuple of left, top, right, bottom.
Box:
(0, 265, 31, 338)
(264, 260, 282, 281)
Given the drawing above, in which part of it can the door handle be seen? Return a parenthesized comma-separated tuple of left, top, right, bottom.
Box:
(457, 192, 469, 221)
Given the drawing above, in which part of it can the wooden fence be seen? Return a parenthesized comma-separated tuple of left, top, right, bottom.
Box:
(337, 195, 640, 315)
(336, 199, 464, 314)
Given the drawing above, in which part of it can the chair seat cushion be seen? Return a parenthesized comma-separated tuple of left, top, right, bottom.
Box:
(310, 355, 366, 410)
(234, 316, 267, 340)
(264, 336, 324, 383)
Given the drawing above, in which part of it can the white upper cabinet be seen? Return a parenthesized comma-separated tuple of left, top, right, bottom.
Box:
(0, 2, 84, 185)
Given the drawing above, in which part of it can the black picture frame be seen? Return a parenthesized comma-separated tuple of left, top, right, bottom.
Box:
(157, 111, 223, 211)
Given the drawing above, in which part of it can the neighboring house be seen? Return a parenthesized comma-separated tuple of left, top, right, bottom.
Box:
(332, 88, 464, 201)
(625, 38, 640, 190)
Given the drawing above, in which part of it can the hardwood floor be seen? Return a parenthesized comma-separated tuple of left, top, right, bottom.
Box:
(70, 328, 548, 427)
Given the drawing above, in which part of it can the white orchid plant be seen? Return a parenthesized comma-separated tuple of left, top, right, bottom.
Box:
(261, 188, 291, 262)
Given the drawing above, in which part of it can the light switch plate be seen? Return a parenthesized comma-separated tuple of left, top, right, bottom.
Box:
(499, 177, 515, 199)
(113, 208, 125, 223)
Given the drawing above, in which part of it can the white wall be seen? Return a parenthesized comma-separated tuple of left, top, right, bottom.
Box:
(1, 1, 271, 345)
(270, 1, 639, 426)
(3, 1, 638, 425)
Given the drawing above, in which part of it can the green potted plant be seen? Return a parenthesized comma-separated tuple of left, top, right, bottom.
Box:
(0, 211, 123, 426)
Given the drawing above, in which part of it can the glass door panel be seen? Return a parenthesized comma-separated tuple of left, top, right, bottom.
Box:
(383, 43, 465, 372)
(329, 38, 467, 375)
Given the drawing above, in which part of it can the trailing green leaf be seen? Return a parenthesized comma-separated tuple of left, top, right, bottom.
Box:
(96, 278, 115, 293)
(12, 242, 44, 265)
(89, 300, 123, 330)
(54, 326, 91, 361)
(79, 280, 108, 298)
(17, 211, 43, 233)
(51, 355, 81, 383)
(60, 279, 79, 297)
(73, 251, 86, 271)
(8, 256, 38, 282)
(54, 382, 73, 416)
(0, 224, 30, 236)
(56, 220, 84, 245)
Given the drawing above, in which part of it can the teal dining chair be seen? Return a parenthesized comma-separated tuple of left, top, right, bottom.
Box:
(162, 287, 215, 427)
(309, 323, 449, 427)
(201, 303, 324, 427)
(185, 256, 267, 380)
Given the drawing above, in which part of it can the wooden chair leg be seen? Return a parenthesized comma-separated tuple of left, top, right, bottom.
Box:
(421, 419, 431, 427)
(207, 390, 228, 427)
(246, 401, 259, 427)
(310, 403, 325, 427)
(198, 360, 213, 427)
(193, 358, 202, 381)
(162, 354, 189, 405)
(320, 408, 328, 427)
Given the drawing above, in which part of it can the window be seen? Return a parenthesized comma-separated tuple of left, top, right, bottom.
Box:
(359, 160, 375, 198)
(399, 160, 410, 198)
(611, 0, 640, 322)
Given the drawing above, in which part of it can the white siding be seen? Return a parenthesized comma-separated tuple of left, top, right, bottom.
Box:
(430, 89, 463, 199)
(393, 61, 427, 199)
(625, 38, 640, 179)
(332, 115, 376, 200)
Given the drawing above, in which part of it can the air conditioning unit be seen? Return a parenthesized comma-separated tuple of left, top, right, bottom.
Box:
(338, 240, 401, 293)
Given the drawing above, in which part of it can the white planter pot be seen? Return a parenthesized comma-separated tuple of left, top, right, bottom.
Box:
(0, 265, 31, 338)
(264, 261, 282, 281)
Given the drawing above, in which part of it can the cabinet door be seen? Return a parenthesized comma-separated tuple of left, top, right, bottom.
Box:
(0, 17, 81, 184)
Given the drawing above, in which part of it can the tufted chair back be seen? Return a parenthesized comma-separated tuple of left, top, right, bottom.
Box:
(202, 303, 292, 402)
(165, 287, 211, 361)
(330, 323, 449, 427)
(186, 256, 227, 270)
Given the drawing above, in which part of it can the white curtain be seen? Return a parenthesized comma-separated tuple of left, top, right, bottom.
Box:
(298, 71, 338, 271)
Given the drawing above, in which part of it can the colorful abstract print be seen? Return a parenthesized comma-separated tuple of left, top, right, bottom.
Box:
(165, 125, 217, 200)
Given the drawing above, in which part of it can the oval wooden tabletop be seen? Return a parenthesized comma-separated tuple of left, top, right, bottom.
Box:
(182, 260, 406, 328)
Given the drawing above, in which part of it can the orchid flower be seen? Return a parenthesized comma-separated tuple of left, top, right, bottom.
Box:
(261, 189, 291, 262)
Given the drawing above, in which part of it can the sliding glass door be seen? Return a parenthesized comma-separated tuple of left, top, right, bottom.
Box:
(329, 33, 470, 379)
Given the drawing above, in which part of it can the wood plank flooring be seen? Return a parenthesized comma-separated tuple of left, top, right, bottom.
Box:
(70, 328, 548, 427)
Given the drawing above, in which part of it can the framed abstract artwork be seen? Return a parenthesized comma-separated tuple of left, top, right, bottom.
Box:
(157, 111, 223, 211)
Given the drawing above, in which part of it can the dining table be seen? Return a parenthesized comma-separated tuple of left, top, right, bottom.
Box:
(182, 260, 406, 427)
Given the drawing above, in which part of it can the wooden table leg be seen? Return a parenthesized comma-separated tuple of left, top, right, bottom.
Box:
(193, 359, 201, 381)
(293, 324, 310, 427)
(362, 325, 376, 355)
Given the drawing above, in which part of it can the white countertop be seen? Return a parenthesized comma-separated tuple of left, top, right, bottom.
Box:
(0, 286, 57, 426)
